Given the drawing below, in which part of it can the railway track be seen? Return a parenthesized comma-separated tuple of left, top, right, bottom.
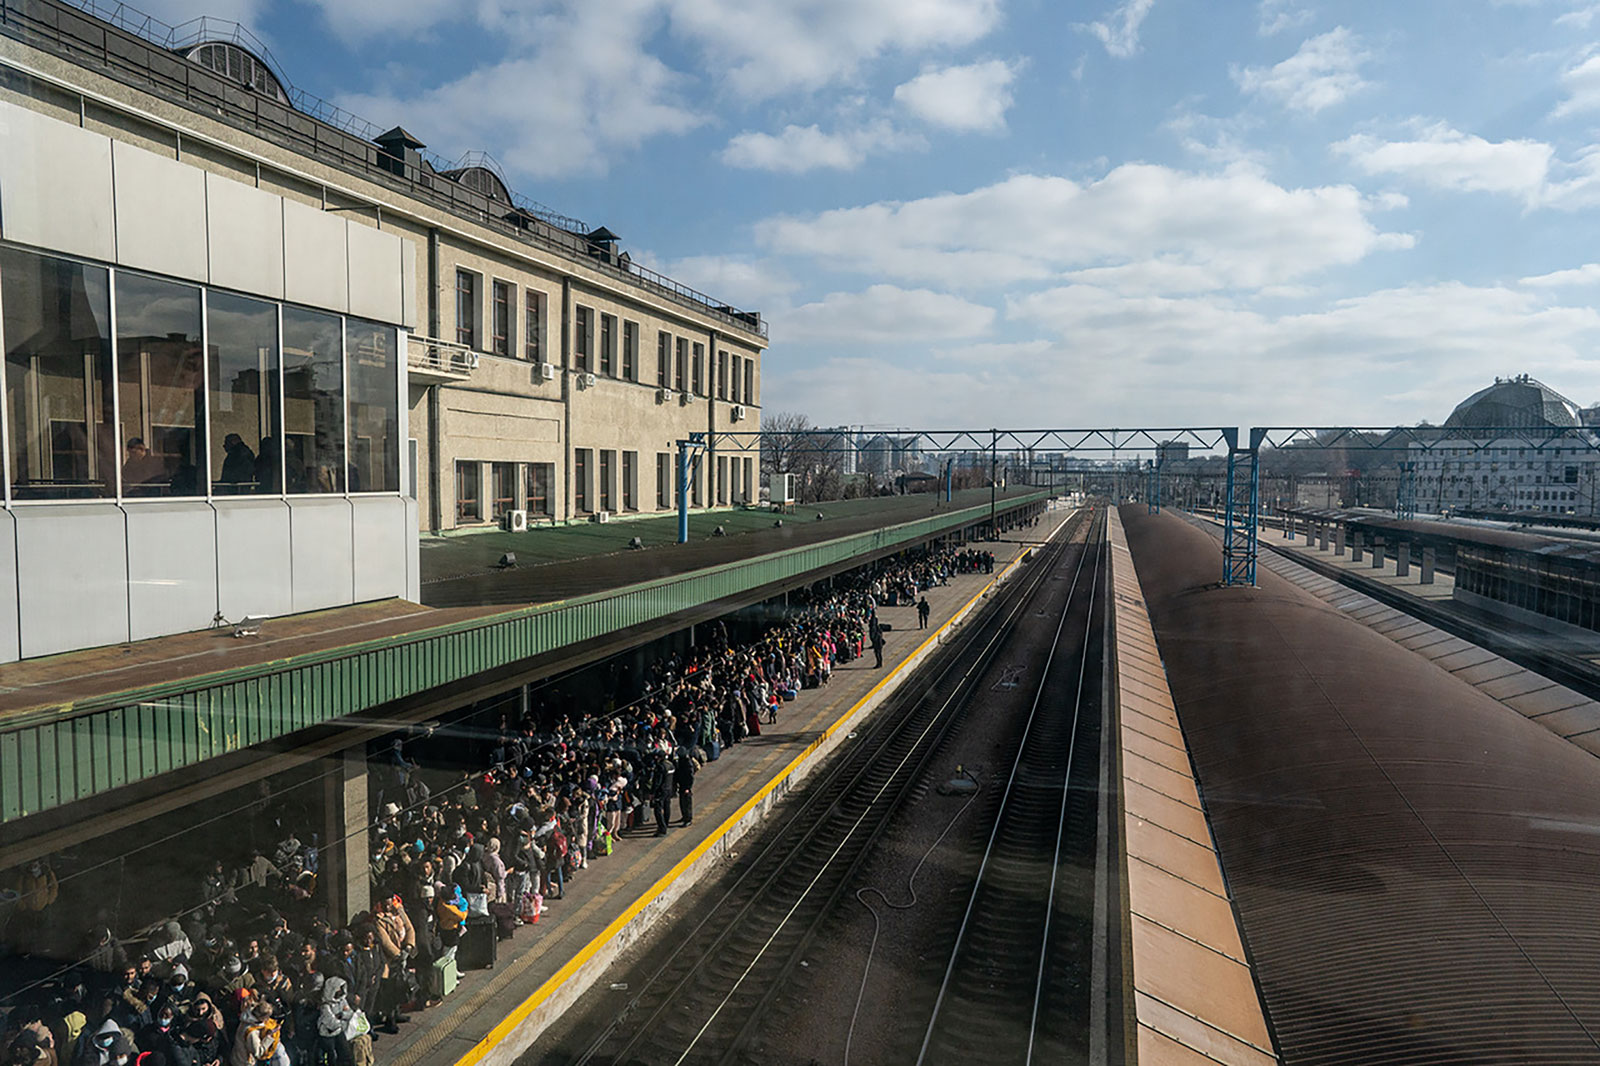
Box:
(551, 509, 1094, 1066)
(915, 511, 1107, 1065)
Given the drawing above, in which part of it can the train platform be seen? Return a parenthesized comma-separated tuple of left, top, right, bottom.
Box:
(419, 486, 1044, 606)
(374, 505, 1078, 1066)
(1122, 506, 1600, 1063)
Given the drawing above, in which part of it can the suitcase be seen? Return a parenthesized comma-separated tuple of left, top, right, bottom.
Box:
(458, 914, 498, 970)
(431, 954, 458, 997)
(488, 901, 518, 941)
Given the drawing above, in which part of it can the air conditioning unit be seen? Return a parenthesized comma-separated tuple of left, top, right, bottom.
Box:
(656, 387, 672, 404)
(730, 404, 746, 422)
(501, 509, 528, 532)
(539, 363, 555, 381)
(591, 510, 612, 523)
(580, 372, 597, 389)
(679, 391, 693, 406)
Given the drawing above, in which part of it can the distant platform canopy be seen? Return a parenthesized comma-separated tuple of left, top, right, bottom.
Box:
(1444, 374, 1582, 430)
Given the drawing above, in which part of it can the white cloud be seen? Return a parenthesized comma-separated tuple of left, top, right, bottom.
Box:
(1258, 0, 1314, 35)
(1082, 0, 1157, 58)
(756, 165, 1412, 294)
(721, 122, 925, 173)
(1552, 53, 1600, 118)
(640, 254, 800, 310)
(1233, 27, 1371, 113)
(777, 285, 995, 343)
(1521, 263, 1600, 286)
(894, 60, 1021, 132)
(1335, 124, 1554, 205)
(334, 1, 701, 178)
(303, 0, 456, 43)
(1556, 4, 1600, 30)
(669, 0, 1002, 98)
(135, 0, 268, 29)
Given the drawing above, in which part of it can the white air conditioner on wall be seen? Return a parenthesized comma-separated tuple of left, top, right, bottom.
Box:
(591, 511, 612, 523)
(679, 391, 692, 406)
(502, 509, 528, 532)
(540, 363, 555, 381)
(731, 404, 746, 422)
(656, 388, 672, 404)
(580, 372, 597, 389)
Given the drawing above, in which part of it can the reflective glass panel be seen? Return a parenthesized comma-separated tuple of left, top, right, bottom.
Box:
(1, 247, 116, 499)
(346, 317, 399, 493)
(282, 306, 344, 494)
(207, 292, 280, 495)
(115, 272, 205, 498)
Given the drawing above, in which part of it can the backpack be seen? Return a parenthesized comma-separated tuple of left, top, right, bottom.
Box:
(551, 826, 569, 860)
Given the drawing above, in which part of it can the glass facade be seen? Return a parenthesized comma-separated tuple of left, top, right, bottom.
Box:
(0, 244, 402, 502)
(1, 247, 116, 499)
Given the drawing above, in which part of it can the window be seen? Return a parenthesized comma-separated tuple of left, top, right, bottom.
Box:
(117, 272, 206, 497)
(692, 342, 704, 396)
(692, 453, 703, 506)
(525, 291, 544, 363)
(455, 461, 480, 522)
(492, 281, 512, 357)
(346, 319, 400, 493)
(575, 448, 591, 512)
(600, 449, 615, 511)
(455, 270, 477, 347)
(717, 455, 728, 504)
(744, 359, 754, 405)
(525, 462, 553, 516)
(282, 307, 345, 493)
(600, 313, 616, 376)
(730, 355, 741, 403)
(676, 338, 688, 391)
(623, 450, 637, 510)
(2, 247, 115, 499)
(718, 350, 727, 399)
(491, 461, 516, 518)
(657, 331, 671, 387)
(575, 306, 593, 372)
(623, 321, 638, 381)
(208, 292, 280, 496)
(657, 452, 672, 508)
(744, 457, 753, 503)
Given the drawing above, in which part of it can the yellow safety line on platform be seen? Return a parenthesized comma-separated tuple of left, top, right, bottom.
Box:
(451, 524, 1054, 1066)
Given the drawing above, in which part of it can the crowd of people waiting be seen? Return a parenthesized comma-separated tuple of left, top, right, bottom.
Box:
(0, 526, 1036, 1066)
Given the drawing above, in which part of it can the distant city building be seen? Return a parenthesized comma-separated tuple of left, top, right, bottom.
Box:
(1157, 440, 1191, 465)
(1412, 375, 1600, 514)
(1296, 475, 1341, 509)
(856, 433, 924, 478)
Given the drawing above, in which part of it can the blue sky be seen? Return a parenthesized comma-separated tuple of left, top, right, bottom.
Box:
(131, 0, 1600, 429)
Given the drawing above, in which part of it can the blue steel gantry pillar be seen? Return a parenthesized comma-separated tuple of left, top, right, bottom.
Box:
(676, 433, 707, 543)
(1396, 460, 1417, 521)
(1222, 428, 1265, 586)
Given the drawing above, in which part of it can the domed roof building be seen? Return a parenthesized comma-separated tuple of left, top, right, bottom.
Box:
(1443, 374, 1581, 430)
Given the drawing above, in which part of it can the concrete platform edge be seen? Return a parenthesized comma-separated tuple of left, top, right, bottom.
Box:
(451, 515, 1074, 1066)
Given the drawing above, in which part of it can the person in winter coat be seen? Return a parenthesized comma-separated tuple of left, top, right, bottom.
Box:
(313, 978, 354, 1066)
(650, 755, 673, 837)
(674, 752, 696, 827)
(229, 1001, 287, 1066)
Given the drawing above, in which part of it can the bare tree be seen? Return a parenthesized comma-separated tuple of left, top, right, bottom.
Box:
(760, 411, 848, 503)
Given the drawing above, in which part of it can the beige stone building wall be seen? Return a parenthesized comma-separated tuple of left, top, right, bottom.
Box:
(0, 23, 767, 534)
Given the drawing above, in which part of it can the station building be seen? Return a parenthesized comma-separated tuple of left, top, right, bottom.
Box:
(1412, 375, 1600, 515)
(0, 0, 766, 659)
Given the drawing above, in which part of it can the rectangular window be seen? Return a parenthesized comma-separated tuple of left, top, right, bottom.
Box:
(657, 331, 670, 387)
(491, 461, 515, 518)
(575, 306, 593, 372)
(600, 449, 615, 511)
(208, 291, 280, 496)
(455, 270, 477, 347)
(524, 291, 544, 363)
(346, 318, 400, 493)
(744, 359, 754, 405)
(744, 457, 753, 503)
(657, 452, 671, 508)
(525, 462, 553, 516)
(492, 280, 512, 357)
(730, 355, 741, 403)
(600, 313, 616, 376)
(717, 455, 728, 504)
(692, 453, 703, 506)
(455, 460, 480, 522)
(717, 350, 727, 400)
(622, 321, 638, 381)
(622, 450, 637, 510)
(117, 272, 206, 497)
(282, 306, 345, 493)
(692, 342, 704, 396)
(675, 338, 688, 391)
(575, 448, 591, 512)
(2, 247, 116, 499)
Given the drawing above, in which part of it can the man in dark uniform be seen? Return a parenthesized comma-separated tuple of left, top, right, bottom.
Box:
(651, 755, 673, 837)
(870, 618, 885, 669)
(917, 596, 931, 629)
(675, 750, 696, 826)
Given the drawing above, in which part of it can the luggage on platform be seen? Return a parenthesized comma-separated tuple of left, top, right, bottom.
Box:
(488, 901, 518, 941)
(430, 954, 458, 998)
(459, 915, 498, 970)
